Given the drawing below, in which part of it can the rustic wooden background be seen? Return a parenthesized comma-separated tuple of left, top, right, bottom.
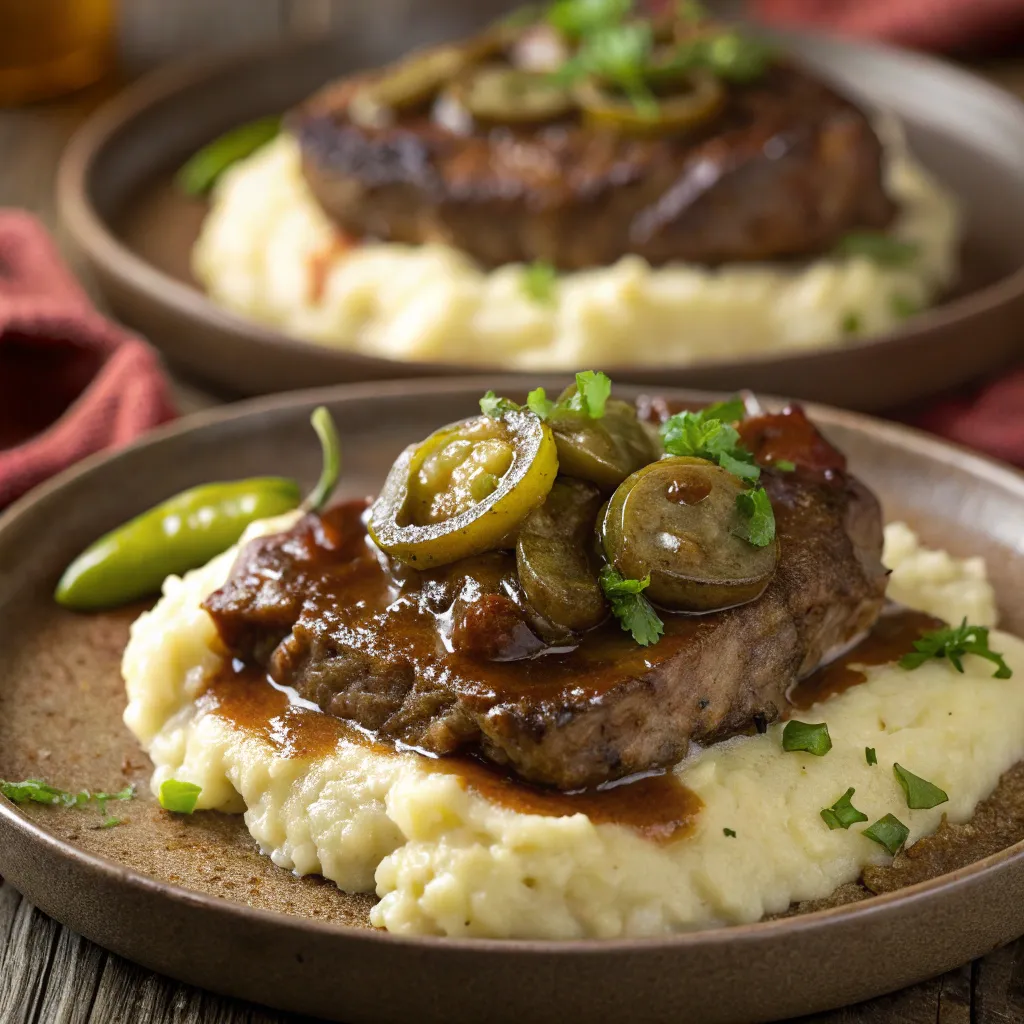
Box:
(3, 1, 1024, 1021)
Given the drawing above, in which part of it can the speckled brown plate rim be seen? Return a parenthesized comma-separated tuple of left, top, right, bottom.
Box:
(55, 31, 1024, 382)
(3, 376, 1024, 958)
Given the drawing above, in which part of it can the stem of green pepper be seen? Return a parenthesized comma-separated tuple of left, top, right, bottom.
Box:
(302, 407, 342, 512)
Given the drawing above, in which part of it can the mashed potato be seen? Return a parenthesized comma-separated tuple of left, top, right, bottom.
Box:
(192, 127, 959, 369)
(123, 519, 1021, 939)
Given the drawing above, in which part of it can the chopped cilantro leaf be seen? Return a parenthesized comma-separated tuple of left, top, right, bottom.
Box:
(893, 764, 948, 810)
(1, 778, 135, 826)
(546, 0, 632, 38)
(863, 813, 909, 856)
(865, 747, 877, 766)
(528, 371, 612, 421)
(834, 231, 919, 267)
(526, 387, 556, 419)
(841, 311, 862, 335)
(820, 788, 869, 830)
(521, 260, 558, 304)
(774, 459, 796, 472)
(782, 720, 832, 757)
(890, 292, 920, 320)
(159, 779, 202, 815)
(599, 565, 664, 647)
(700, 397, 746, 424)
(735, 486, 776, 547)
(98, 816, 124, 829)
(723, 827, 737, 838)
(569, 370, 612, 418)
(479, 390, 521, 419)
(899, 619, 1012, 679)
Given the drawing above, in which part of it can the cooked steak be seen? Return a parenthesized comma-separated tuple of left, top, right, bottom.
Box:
(290, 62, 893, 271)
(204, 410, 888, 789)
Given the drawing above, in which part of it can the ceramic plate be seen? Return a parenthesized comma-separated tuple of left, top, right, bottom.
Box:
(2, 380, 1024, 1022)
(57, 28, 1024, 408)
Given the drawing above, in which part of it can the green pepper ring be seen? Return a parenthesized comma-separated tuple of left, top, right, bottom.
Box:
(368, 409, 558, 569)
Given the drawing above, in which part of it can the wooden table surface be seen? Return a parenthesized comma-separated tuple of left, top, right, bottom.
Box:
(3, 29, 1024, 1024)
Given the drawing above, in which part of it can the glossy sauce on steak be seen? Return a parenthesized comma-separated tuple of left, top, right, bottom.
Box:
(291, 62, 893, 271)
(204, 406, 890, 790)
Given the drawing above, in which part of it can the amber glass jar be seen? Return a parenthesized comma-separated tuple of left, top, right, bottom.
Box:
(0, 0, 115, 105)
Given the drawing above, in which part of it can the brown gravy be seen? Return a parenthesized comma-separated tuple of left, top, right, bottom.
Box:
(787, 608, 942, 710)
(435, 757, 702, 843)
(200, 662, 702, 842)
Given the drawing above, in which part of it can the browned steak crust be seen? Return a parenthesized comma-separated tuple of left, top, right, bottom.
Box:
(204, 468, 887, 790)
(289, 63, 893, 271)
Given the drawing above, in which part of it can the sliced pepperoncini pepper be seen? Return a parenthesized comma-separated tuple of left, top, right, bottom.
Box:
(369, 409, 558, 568)
(516, 478, 607, 631)
(600, 456, 778, 612)
(575, 69, 724, 136)
(448, 65, 575, 124)
(349, 34, 503, 128)
(548, 396, 660, 491)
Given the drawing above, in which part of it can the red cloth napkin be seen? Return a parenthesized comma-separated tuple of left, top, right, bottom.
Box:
(0, 210, 176, 509)
(752, 0, 1024, 53)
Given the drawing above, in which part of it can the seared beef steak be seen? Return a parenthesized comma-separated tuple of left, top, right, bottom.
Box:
(204, 451, 887, 790)
(291, 63, 893, 271)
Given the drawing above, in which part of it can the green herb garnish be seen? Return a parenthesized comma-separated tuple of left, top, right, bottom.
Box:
(661, 409, 759, 482)
(176, 116, 281, 196)
(782, 720, 832, 757)
(599, 565, 664, 646)
(480, 391, 522, 418)
(899, 619, 1012, 679)
(723, 827, 737, 838)
(546, 0, 632, 37)
(834, 231, 919, 268)
(735, 486, 776, 548)
(661, 401, 776, 548)
(893, 764, 948, 810)
(526, 370, 613, 422)
(521, 260, 558, 304)
(556, 22, 659, 118)
(863, 813, 910, 856)
(774, 459, 796, 472)
(865, 747, 877, 766)
(158, 779, 202, 815)
(890, 292, 920, 320)
(820, 788, 869, 831)
(1, 779, 134, 825)
(302, 407, 342, 513)
(841, 312, 862, 336)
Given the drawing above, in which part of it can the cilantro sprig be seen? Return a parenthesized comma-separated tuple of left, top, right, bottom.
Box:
(1, 777, 134, 828)
(660, 399, 776, 548)
(599, 565, 664, 646)
(484, 370, 614, 423)
(899, 619, 1012, 679)
(546, 0, 632, 37)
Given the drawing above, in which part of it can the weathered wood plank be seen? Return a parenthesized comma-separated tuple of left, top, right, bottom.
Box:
(33, 926, 108, 1024)
(0, 885, 61, 1024)
(973, 937, 1024, 1024)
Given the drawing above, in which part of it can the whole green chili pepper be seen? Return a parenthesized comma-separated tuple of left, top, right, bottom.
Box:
(55, 407, 342, 611)
(54, 477, 301, 611)
(176, 115, 281, 196)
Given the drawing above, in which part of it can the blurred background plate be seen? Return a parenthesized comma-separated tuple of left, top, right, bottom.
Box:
(58, 27, 1024, 409)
